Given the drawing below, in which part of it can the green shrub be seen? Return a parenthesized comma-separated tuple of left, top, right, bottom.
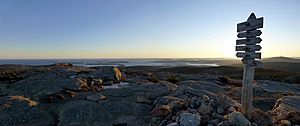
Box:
(166, 75, 180, 84)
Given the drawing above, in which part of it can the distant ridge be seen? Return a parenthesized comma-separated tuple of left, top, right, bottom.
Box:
(258, 56, 300, 73)
(262, 56, 300, 63)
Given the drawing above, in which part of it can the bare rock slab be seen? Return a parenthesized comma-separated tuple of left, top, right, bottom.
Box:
(273, 96, 300, 113)
(0, 96, 54, 126)
(257, 80, 300, 95)
(55, 99, 152, 126)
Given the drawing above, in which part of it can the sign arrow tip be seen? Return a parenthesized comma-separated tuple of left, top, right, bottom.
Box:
(247, 13, 257, 21)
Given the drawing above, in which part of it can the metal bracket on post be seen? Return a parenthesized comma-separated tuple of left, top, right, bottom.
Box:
(236, 13, 263, 119)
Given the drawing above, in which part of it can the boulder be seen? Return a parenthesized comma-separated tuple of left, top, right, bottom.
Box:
(151, 105, 171, 117)
(273, 96, 300, 119)
(76, 66, 124, 83)
(251, 109, 273, 126)
(225, 112, 251, 126)
(90, 66, 123, 83)
(282, 111, 300, 125)
(178, 112, 201, 126)
(188, 97, 198, 109)
(273, 96, 300, 113)
(216, 95, 241, 111)
(198, 102, 213, 115)
(279, 120, 291, 126)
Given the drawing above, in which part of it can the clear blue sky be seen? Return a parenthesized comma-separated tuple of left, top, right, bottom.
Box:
(0, 0, 299, 59)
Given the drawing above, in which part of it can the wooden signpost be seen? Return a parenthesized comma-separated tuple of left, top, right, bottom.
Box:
(236, 13, 263, 119)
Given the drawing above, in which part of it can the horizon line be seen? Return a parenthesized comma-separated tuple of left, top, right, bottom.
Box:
(0, 56, 298, 60)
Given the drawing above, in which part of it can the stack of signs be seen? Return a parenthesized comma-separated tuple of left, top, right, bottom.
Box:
(236, 13, 263, 66)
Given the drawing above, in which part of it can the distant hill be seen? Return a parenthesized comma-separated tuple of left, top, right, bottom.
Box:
(261, 62, 300, 73)
(258, 57, 300, 73)
(262, 56, 300, 63)
(228, 56, 300, 73)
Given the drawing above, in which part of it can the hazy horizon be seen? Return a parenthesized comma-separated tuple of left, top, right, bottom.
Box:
(1, 0, 299, 59)
(0, 56, 299, 60)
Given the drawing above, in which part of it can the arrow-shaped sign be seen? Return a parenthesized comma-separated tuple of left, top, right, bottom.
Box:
(237, 13, 263, 32)
(237, 30, 262, 38)
(236, 37, 262, 45)
(242, 59, 262, 67)
(236, 45, 262, 52)
(236, 52, 261, 59)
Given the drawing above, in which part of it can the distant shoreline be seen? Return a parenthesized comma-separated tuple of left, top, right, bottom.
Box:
(0, 59, 220, 67)
(1, 57, 300, 73)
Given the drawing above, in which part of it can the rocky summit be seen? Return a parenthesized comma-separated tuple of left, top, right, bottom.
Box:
(0, 64, 300, 126)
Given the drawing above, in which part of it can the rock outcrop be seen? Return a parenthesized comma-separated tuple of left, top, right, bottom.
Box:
(273, 96, 300, 125)
(78, 66, 124, 83)
(0, 64, 299, 125)
(0, 96, 54, 126)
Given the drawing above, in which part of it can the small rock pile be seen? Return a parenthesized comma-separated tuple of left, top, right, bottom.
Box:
(76, 66, 126, 90)
(150, 94, 255, 126)
(271, 96, 300, 125)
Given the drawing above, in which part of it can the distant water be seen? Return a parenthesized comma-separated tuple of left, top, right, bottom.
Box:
(0, 59, 219, 67)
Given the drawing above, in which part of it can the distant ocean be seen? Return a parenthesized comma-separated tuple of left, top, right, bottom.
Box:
(0, 59, 219, 67)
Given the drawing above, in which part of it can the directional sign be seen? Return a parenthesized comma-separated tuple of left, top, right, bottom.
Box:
(236, 52, 261, 59)
(237, 30, 262, 38)
(236, 45, 262, 52)
(237, 13, 263, 32)
(236, 13, 264, 119)
(242, 59, 262, 67)
(236, 37, 262, 45)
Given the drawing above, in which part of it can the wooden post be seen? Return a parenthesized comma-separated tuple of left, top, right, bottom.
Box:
(236, 13, 263, 119)
(241, 64, 254, 119)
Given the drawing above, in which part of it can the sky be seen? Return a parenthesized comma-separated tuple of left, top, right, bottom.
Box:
(0, 0, 299, 59)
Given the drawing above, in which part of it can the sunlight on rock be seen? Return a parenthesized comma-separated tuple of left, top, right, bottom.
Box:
(9, 96, 38, 107)
(103, 82, 130, 89)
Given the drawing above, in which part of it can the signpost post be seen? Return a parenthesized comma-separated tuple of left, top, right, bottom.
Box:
(236, 13, 263, 119)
